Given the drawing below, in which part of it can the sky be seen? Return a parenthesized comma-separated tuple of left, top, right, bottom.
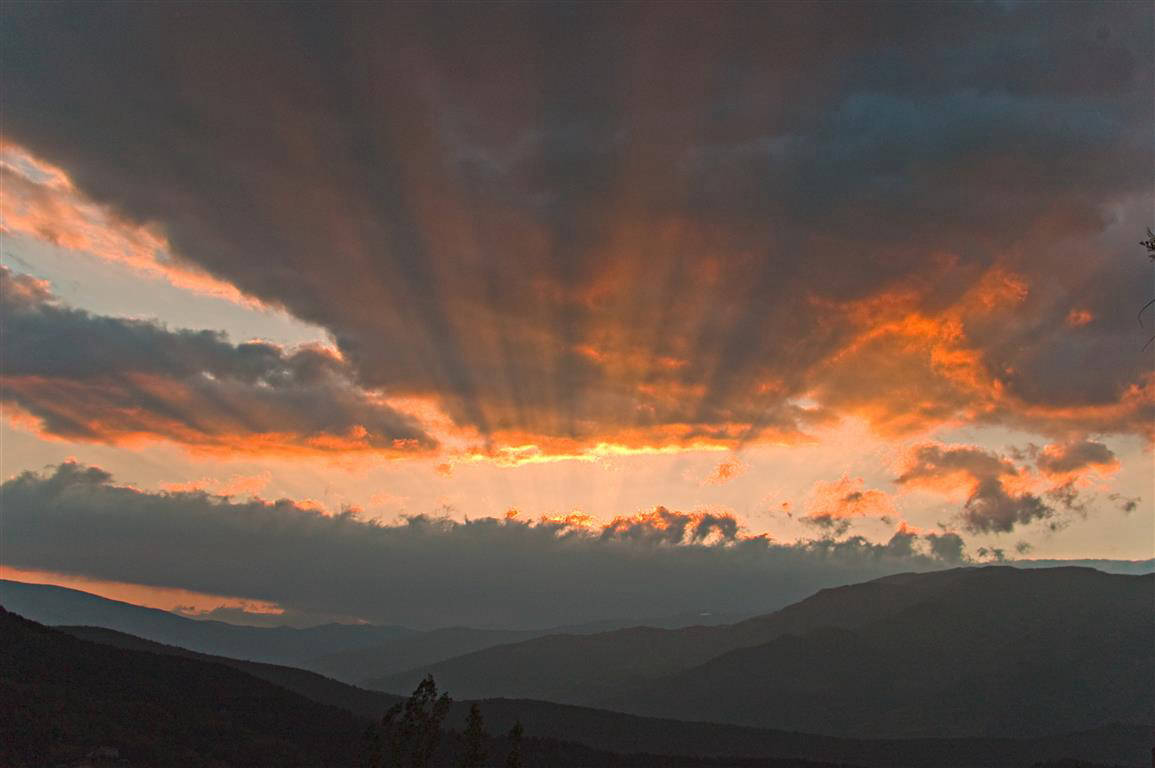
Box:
(1, 2, 1152, 628)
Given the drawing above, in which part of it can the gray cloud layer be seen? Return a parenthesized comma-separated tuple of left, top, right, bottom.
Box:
(1, 2, 1151, 447)
(1, 463, 969, 628)
(0, 268, 433, 452)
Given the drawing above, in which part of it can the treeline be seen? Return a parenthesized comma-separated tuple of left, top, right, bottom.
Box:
(366, 676, 523, 768)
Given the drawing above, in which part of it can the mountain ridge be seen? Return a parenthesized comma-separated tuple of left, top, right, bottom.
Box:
(14, 612, 1147, 768)
(372, 566, 1155, 739)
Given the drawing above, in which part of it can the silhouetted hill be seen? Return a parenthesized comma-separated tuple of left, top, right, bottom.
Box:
(373, 567, 1154, 739)
(1011, 559, 1154, 575)
(607, 567, 1153, 737)
(46, 624, 1155, 767)
(0, 578, 411, 665)
(13, 596, 1150, 767)
(58, 624, 402, 718)
(308, 625, 552, 683)
(312, 611, 749, 684)
(0, 579, 744, 686)
(369, 567, 987, 701)
(0, 606, 369, 767)
(0, 608, 855, 768)
(461, 699, 1151, 768)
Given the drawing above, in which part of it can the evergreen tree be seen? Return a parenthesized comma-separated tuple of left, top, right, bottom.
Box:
(460, 703, 487, 768)
(365, 721, 382, 768)
(504, 721, 523, 768)
(404, 676, 452, 768)
(374, 677, 451, 768)
(379, 702, 404, 768)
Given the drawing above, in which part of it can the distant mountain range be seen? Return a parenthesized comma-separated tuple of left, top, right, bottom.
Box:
(2, 566, 1151, 766)
(373, 567, 1154, 739)
(0, 578, 412, 665)
(0, 578, 742, 683)
(2, 607, 1147, 768)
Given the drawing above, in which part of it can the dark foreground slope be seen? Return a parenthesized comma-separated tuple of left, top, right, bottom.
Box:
(58, 624, 402, 719)
(0, 607, 368, 767)
(0, 608, 849, 768)
(62, 622, 1151, 768)
(375, 567, 1154, 739)
(463, 699, 1151, 768)
(7, 609, 1150, 768)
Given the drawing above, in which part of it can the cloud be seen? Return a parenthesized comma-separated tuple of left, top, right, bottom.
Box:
(898, 439, 1133, 533)
(1065, 309, 1094, 328)
(0, 268, 436, 455)
(800, 476, 896, 535)
(0, 2, 1150, 453)
(896, 444, 1016, 494)
(925, 531, 967, 564)
(959, 477, 1053, 535)
(0, 462, 972, 628)
(1108, 492, 1141, 513)
(160, 472, 272, 497)
(0, 144, 248, 303)
(599, 506, 740, 545)
(704, 458, 745, 485)
(897, 443, 1053, 534)
(1035, 439, 1119, 477)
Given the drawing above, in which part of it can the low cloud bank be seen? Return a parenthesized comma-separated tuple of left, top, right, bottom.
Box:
(2, 462, 971, 628)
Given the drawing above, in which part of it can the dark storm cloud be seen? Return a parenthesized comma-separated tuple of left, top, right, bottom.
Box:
(0, 462, 969, 628)
(0, 268, 433, 453)
(1, 2, 1151, 447)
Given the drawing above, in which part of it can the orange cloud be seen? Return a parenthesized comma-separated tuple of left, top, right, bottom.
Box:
(1033, 440, 1120, 486)
(801, 476, 896, 534)
(893, 440, 1122, 534)
(1065, 308, 1094, 327)
(1, 268, 437, 457)
(705, 458, 746, 485)
(0, 144, 251, 304)
(0, 564, 283, 617)
(160, 472, 272, 497)
(599, 506, 740, 545)
(1, 375, 434, 458)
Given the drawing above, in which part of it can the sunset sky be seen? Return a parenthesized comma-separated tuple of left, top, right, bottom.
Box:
(1, 2, 1152, 628)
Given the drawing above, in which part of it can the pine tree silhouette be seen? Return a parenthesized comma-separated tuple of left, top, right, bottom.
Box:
(460, 703, 487, 768)
(379, 702, 404, 768)
(504, 721, 523, 768)
(406, 676, 452, 768)
(371, 677, 451, 768)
